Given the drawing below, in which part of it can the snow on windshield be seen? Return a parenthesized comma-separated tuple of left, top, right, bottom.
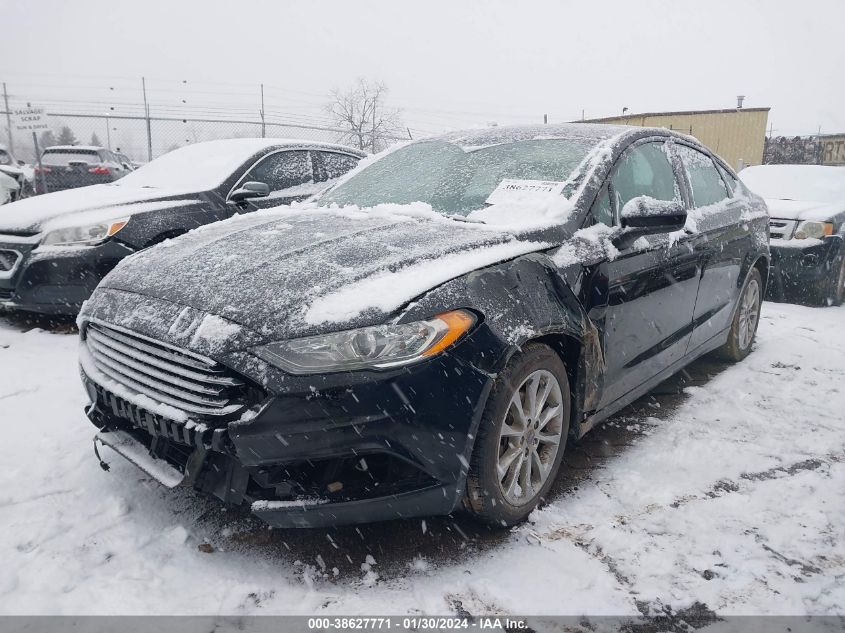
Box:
(116, 139, 302, 191)
(320, 137, 596, 221)
(739, 165, 845, 203)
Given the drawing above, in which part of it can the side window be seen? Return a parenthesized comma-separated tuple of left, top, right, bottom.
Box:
(675, 145, 729, 207)
(591, 187, 613, 226)
(717, 164, 740, 196)
(313, 152, 359, 183)
(243, 150, 312, 192)
(610, 142, 680, 214)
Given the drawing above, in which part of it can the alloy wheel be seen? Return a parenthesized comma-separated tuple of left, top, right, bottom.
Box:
(496, 369, 564, 505)
(737, 278, 760, 350)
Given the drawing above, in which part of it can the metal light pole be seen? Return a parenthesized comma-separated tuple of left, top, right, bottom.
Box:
(142, 77, 152, 162)
(260, 83, 266, 138)
(105, 113, 111, 150)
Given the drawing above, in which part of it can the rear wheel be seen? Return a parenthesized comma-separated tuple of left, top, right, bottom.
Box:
(464, 344, 570, 526)
(717, 268, 762, 362)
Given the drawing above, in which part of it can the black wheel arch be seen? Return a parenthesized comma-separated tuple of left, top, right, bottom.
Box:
(400, 253, 603, 436)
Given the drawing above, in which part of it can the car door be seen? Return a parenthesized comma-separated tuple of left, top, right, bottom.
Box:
(673, 144, 751, 352)
(581, 140, 702, 410)
(233, 150, 316, 210)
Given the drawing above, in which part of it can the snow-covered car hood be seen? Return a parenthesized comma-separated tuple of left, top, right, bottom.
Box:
(88, 208, 552, 347)
(0, 171, 18, 204)
(764, 198, 844, 222)
(0, 183, 199, 233)
(0, 164, 24, 179)
(0, 170, 17, 190)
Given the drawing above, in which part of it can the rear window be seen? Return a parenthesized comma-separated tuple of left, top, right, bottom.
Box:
(41, 150, 101, 166)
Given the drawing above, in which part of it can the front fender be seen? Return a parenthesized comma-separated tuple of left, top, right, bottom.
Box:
(400, 253, 604, 426)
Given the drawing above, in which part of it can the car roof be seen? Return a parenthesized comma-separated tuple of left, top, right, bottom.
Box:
(44, 145, 104, 151)
(433, 123, 639, 149)
(176, 138, 367, 157)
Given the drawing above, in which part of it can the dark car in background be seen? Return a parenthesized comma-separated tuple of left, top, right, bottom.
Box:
(78, 124, 769, 528)
(0, 138, 364, 314)
(740, 165, 845, 306)
(34, 145, 131, 194)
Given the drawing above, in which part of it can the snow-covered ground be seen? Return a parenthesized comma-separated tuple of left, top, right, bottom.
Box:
(0, 302, 843, 618)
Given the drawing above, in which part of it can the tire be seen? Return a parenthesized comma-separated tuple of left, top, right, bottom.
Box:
(825, 254, 845, 307)
(716, 267, 763, 362)
(464, 343, 571, 527)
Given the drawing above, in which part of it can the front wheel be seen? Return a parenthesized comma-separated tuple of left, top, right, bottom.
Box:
(825, 254, 845, 307)
(464, 344, 570, 526)
(716, 267, 762, 362)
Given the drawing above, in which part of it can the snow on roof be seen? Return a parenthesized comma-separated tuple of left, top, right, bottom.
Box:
(44, 145, 104, 151)
(436, 123, 635, 149)
(115, 138, 364, 191)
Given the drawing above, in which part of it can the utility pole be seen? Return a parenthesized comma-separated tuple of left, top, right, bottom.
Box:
(543, 114, 548, 124)
(260, 83, 266, 138)
(142, 77, 152, 162)
(25, 101, 47, 194)
(2, 82, 14, 155)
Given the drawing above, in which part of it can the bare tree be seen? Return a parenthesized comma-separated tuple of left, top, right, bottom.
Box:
(326, 79, 404, 153)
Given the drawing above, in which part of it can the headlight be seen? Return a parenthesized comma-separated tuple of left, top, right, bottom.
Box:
(253, 309, 476, 374)
(794, 221, 833, 240)
(41, 217, 129, 246)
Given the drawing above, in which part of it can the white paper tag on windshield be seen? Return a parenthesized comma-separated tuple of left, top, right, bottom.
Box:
(486, 179, 566, 205)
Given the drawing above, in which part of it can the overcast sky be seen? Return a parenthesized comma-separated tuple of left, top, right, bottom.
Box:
(0, 0, 842, 137)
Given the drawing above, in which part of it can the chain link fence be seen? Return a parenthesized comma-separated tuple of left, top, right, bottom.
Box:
(2, 110, 407, 165)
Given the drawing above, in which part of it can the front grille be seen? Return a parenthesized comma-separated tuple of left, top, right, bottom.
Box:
(0, 288, 12, 300)
(0, 249, 20, 273)
(769, 218, 797, 240)
(85, 321, 247, 417)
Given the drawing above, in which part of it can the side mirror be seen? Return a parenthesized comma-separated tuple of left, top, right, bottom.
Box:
(17, 159, 25, 166)
(614, 198, 687, 249)
(620, 197, 687, 232)
(230, 181, 270, 202)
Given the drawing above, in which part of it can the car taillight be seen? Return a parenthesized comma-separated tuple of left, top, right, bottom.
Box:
(34, 166, 52, 173)
(88, 166, 111, 175)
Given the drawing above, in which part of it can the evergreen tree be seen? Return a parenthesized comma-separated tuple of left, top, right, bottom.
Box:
(39, 130, 58, 149)
(56, 126, 78, 146)
(90, 132, 102, 147)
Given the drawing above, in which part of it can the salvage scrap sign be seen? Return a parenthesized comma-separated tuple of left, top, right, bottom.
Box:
(10, 106, 50, 132)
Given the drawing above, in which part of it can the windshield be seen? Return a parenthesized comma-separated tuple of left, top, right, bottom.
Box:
(740, 165, 845, 203)
(41, 149, 101, 166)
(320, 138, 595, 216)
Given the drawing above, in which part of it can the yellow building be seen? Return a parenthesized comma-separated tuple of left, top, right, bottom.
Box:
(584, 107, 770, 171)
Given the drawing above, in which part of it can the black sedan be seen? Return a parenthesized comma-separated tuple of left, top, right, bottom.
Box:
(0, 139, 364, 314)
(77, 124, 769, 528)
(739, 164, 845, 306)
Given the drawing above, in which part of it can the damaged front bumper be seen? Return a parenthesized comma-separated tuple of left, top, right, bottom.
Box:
(768, 236, 843, 303)
(81, 327, 499, 528)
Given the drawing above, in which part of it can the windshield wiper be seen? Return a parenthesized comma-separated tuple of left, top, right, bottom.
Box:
(447, 214, 486, 224)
